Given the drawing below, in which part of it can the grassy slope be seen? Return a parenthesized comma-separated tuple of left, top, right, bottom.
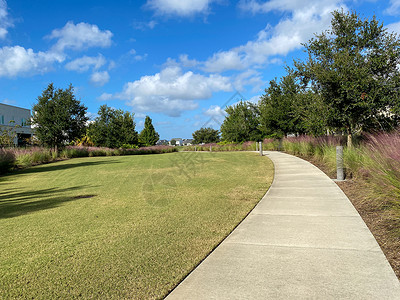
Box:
(0, 152, 273, 299)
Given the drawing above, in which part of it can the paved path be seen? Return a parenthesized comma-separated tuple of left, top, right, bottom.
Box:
(167, 151, 400, 299)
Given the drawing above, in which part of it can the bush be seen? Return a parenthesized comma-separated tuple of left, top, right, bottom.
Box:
(0, 148, 16, 174)
(1, 145, 178, 174)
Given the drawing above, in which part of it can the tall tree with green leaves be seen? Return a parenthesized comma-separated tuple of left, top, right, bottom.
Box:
(139, 116, 159, 146)
(295, 9, 400, 146)
(220, 101, 261, 143)
(259, 72, 304, 138)
(192, 127, 220, 144)
(88, 105, 138, 148)
(31, 83, 88, 149)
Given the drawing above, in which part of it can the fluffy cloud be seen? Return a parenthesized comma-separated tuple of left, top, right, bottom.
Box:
(0, 0, 12, 40)
(233, 69, 263, 92)
(65, 54, 106, 72)
(116, 66, 232, 117)
(200, 0, 345, 72)
(385, 0, 400, 15)
(203, 51, 244, 73)
(97, 92, 113, 101)
(48, 21, 113, 52)
(0, 19, 112, 78)
(133, 20, 157, 30)
(204, 105, 226, 117)
(0, 46, 64, 77)
(90, 71, 110, 86)
(386, 21, 400, 34)
(146, 0, 215, 16)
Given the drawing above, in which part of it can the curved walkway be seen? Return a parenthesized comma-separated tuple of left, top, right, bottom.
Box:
(167, 151, 400, 299)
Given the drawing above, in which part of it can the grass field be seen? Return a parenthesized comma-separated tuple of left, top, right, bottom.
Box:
(0, 152, 273, 299)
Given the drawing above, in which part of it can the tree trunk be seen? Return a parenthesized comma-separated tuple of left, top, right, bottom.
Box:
(347, 127, 353, 148)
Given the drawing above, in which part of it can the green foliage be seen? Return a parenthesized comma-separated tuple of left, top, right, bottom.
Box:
(0, 148, 15, 174)
(295, 10, 400, 143)
(220, 101, 261, 142)
(294, 91, 330, 136)
(259, 72, 305, 138)
(31, 83, 88, 149)
(88, 105, 138, 148)
(192, 127, 220, 144)
(139, 116, 159, 146)
(0, 120, 21, 147)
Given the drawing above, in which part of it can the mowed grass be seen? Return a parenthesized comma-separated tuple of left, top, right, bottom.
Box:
(0, 152, 273, 299)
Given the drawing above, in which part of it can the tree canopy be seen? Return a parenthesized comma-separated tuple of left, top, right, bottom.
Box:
(192, 127, 220, 144)
(259, 72, 304, 138)
(88, 105, 138, 148)
(31, 83, 88, 148)
(139, 116, 159, 146)
(220, 101, 261, 142)
(295, 9, 400, 145)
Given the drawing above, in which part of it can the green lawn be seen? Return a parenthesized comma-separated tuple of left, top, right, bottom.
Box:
(0, 152, 273, 299)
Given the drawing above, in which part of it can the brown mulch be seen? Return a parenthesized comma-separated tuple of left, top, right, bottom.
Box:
(296, 153, 400, 279)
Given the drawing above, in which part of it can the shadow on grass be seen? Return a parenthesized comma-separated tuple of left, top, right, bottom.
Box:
(11, 159, 121, 175)
(0, 186, 97, 219)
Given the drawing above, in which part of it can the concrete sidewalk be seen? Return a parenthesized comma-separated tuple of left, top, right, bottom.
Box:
(167, 151, 400, 299)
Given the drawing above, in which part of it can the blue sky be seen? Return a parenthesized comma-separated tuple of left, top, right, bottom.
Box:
(1, 0, 400, 139)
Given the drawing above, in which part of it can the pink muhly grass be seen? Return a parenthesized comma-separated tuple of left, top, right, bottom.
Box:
(364, 130, 400, 198)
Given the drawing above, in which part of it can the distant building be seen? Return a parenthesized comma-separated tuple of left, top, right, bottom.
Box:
(182, 139, 193, 146)
(0, 103, 33, 146)
(169, 138, 183, 146)
(156, 139, 169, 146)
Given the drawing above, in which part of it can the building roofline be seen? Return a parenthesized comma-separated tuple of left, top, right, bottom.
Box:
(0, 103, 31, 112)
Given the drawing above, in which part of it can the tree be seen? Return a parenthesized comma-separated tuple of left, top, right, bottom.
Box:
(259, 72, 304, 138)
(192, 127, 220, 144)
(220, 101, 261, 143)
(31, 83, 88, 148)
(0, 120, 20, 147)
(295, 10, 400, 146)
(294, 91, 331, 136)
(88, 105, 138, 148)
(139, 116, 159, 146)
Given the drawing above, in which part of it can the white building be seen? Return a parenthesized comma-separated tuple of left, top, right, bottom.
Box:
(0, 103, 33, 146)
(169, 138, 183, 146)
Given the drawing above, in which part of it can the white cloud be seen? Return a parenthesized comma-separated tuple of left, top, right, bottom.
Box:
(233, 69, 263, 92)
(239, 0, 313, 13)
(203, 50, 245, 72)
(134, 53, 148, 61)
(179, 54, 199, 67)
(248, 95, 261, 103)
(0, 46, 64, 77)
(126, 49, 148, 62)
(97, 92, 113, 101)
(116, 66, 232, 117)
(386, 21, 400, 34)
(90, 71, 110, 87)
(65, 54, 106, 72)
(200, 0, 345, 72)
(146, 0, 215, 16)
(0, 0, 12, 40)
(48, 21, 113, 52)
(133, 20, 157, 30)
(204, 105, 226, 117)
(385, 0, 400, 15)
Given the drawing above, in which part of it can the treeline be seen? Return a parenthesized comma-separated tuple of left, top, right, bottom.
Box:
(31, 83, 159, 149)
(193, 10, 400, 146)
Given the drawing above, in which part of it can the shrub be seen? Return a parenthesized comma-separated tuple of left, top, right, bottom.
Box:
(0, 148, 16, 174)
(365, 131, 400, 198)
